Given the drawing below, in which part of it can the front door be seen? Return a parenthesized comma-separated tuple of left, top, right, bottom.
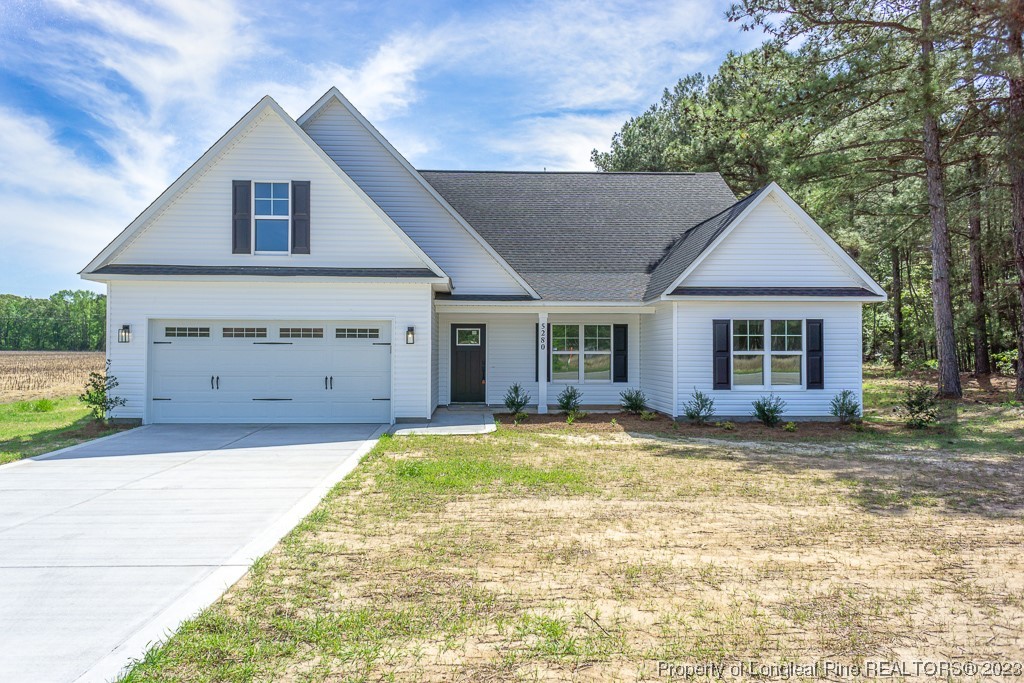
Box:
(451, 324, 485, 402)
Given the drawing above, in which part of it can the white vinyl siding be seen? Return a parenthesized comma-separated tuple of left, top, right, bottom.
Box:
(437, 313, 640, 407)
(301, 100, 528, 295)
(682, 195, 866, 288)
(639, 302, 674, 415)
(677, 301, 863, 417)
(114, 110, 430, 270)
(106, 280, 433, 422)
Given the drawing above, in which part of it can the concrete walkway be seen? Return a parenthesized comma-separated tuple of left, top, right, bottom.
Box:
(391, 407, 495, 435)
(0, 423, 384, 683)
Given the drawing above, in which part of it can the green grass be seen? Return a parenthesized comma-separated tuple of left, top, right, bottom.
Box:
(0, 396, 127, 465)
(118, 422, 1024, 681)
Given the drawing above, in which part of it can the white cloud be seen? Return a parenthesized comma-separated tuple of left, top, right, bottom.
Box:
(487, 112, 635, 171)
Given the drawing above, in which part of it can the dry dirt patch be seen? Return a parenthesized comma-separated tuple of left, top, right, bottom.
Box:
(0, 351, 105, 401)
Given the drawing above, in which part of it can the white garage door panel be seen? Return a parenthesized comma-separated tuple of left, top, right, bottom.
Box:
(149, 320, 391, 423)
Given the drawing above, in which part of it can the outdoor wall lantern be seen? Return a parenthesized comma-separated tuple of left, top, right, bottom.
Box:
(406, 326, 415, 344)
(118, 324, 132, 343)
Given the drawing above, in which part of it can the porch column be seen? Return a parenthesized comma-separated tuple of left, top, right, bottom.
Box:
(537, 312, 548, 414)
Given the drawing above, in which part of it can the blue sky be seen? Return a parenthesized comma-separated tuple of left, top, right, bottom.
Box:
(0, 0, 764, 297)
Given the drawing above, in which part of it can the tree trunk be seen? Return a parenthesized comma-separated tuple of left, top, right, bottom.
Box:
(968, 154, 992, 375)
(920, 0, 962, 397)
(892, 246, 904, 370)
(1007, 1, 1024, 399)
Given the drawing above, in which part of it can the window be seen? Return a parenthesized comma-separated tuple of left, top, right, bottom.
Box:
(165, 326, 209, 338)
(456, 328, 480, 346)
(770, 320, 803, 385)
(731, 319, 803, 388)
(253, 182, 289, 252)
(336, 328, 380, 339)
(223, 327, 266, 338)
(551, 324, 613, 382)
(280, 327, 322, 339)
(732, 320, 764, 386)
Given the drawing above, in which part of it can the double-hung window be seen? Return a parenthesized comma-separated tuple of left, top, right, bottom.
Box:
(253, 182, 289, 252)
(551, 324, 613, 382)
(732, 319, 803, 388)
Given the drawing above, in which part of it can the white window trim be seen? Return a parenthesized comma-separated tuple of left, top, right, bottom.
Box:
(730, 318, 806, 391)
(252, 181, 291, 254)
(550, 323, 614, 384)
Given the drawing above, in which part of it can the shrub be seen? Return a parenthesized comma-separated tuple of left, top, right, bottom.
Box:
(619, 388, 647, 415)
(783, 421, 797, 432)
(79, 361, 126, 424)
(683, 388, 715, 424)
(513, 411, 529, 424)
(900, 384, 938, 429)
(556, 386, 582, 414)
(751, 394, 787, 428)
(640, 410, 656, 421)
(829, 389, 861, 425)
(993, 348, 1019, 377)
(503, 382, 531, 414)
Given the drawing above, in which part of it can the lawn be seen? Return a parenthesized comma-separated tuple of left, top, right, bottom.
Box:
(120, 369, 1024, 681)
(0, 396, 129, 465)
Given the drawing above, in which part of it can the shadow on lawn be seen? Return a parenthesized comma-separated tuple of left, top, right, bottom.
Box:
(638, 437, 1024, 519)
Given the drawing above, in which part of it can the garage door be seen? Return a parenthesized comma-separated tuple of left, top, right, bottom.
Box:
(148, 320, 391, 423)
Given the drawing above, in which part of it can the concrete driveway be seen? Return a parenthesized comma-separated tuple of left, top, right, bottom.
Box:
(0, 423, 384, 683)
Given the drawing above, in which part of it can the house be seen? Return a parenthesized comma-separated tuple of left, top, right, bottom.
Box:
(80, 88, 886, 424)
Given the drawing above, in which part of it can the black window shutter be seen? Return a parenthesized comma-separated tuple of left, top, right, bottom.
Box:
(534, 323, 550, 382)
(613, 324, 628, 382)
(232, 180, 251, 254)
(291, 181, 310, 254)
(806, 319, 824, 389)
(712, 319, 731, 389)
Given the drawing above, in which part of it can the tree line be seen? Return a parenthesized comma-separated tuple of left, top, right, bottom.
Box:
(593, 0, 1024, 399)
(0, 291, 106, 351)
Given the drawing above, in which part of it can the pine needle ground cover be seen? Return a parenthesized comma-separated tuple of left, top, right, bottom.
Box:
(122, 424, 1024, 681)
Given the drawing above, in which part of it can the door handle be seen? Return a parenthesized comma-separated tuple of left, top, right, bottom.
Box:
(330, 376, 333, 390)
(211, 376, 214, 390)
(325, 376, 328, 390)
(216, 376, 220, 390)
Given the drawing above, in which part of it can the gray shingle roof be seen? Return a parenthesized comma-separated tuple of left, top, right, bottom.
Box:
(644, 186, 770, 300)
(419, 171, 737, 301)
(94, 265, 441, 278)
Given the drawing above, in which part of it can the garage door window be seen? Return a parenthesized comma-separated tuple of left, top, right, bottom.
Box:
(336, 328, 380, 339)
(165, 326, 209, 338)
(223, 327, 267, 338)
(280, 327, 323, 339)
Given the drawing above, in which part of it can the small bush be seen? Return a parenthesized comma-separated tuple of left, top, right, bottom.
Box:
(565, 409, 587, 424)
(556, 386, 582, 414)
(783, 421, 797, 432)
(503, 382, 532, 414)
(640, 410, 656, 421)
(715, 421, 735, 431)
(900, 384, 938, 428)
(610, 417, 618, 426)
(619, 388, 647, 415)
(993, 348, 1019, 377)
(513, 411, 529, 424)
(79, 361, 126, 424)
(751, 394, 787, 428)
(829, 389, 861, 425)
(683, 388, 715, 424)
